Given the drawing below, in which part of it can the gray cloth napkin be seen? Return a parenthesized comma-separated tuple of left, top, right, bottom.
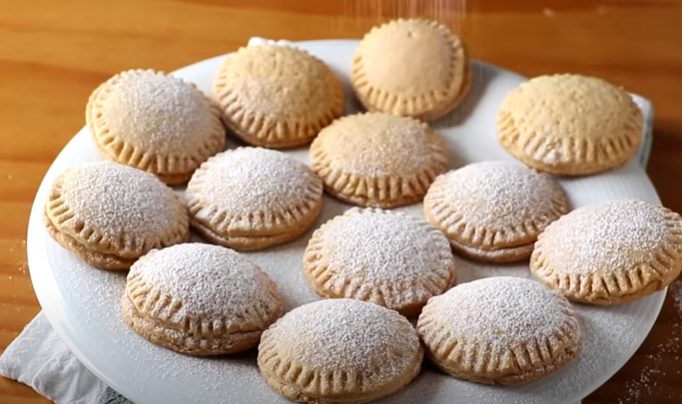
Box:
(0, 312, 132, 403)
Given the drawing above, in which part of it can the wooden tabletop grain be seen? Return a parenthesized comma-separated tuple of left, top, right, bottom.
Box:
(2, 1, 682, 403)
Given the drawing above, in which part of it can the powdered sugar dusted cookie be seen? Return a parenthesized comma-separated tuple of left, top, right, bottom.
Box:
(423, 161, 569, 263)
(44, 161, 189, 270)
(352, 19, 470, 121)
(304, 208, 456, 316)
(123, 243, 283, 355)
(213, 45, 344, 148)
(186, 147, 323, 250)
(497, 74, 643, 175)
(531, 199, 682, 304)
(310, 112, 448, 208)
(87, 69, 226, 184)
(258, 299, 423, 403)
(417, 276, 580, 385)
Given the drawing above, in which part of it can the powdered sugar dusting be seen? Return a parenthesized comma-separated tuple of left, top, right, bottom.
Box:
(540, 199, 668, 274)
(616, 279, 682, 403)
(427, 277, 574, 349)
(504, 74, 635, 142)
(102, 70, 217, 153)
(54, 257, 271, 403)
(265, 299, 419, 382)
(130, 243, 276, 319)
(320, 209, 449, 284)
(673, 279, 682, 313)
(435, 161, 565, 228)
(317, 113, 444, 177)
(188, 148, 319, 214)
(217, 45, 340, 119)
(542, 149, 562, 164)
(60, 161, 182, 240)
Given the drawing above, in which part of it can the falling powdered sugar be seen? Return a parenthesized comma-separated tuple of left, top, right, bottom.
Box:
(217, 45, 340, 119)
(318, 113, 444, 177)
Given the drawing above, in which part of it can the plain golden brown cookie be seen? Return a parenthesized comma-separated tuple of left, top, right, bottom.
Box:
(186, 147, 323, 250)
(303, 208, 456, 317)
(258, 299, 423, 403)
(352, 18, 470, 121)
(417, 276, 581, 385)
(44, 161, 189, 270)
(213, 45, 344, 148)
(497, 74, 643, 175)
(423, 161, 569, 263)
(309, 112, 448, 208)
(123, 243, 283, 355)
(531, 199, 682, 305)
(87, 69, 226, 184)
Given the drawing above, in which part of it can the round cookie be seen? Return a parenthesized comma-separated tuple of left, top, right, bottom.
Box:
(497, 74, 643, 175)
(423, 161, 569, 263)
(186, 147, 323, 251)
(531, 199, 682, 305)
(258, 299, 423, 403)
(87, 69, 226, 184)
(417, 276, 581, 385)
(122, 243, 283, 355)
(310, 112, 448, 208)
(213, 45, 344, 148)
(303, 208, 456, 317)
(352, 18, 470, 121)
(44, 161, 189, 270)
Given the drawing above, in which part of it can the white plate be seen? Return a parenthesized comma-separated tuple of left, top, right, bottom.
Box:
(27, 40, 665, 404)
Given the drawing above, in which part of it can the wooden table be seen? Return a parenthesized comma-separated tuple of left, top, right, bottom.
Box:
(2, 1, 682, 402)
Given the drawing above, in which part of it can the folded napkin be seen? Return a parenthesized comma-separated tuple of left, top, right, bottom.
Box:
(0, 312, 130, 404)
(0, 37, 654, 404)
